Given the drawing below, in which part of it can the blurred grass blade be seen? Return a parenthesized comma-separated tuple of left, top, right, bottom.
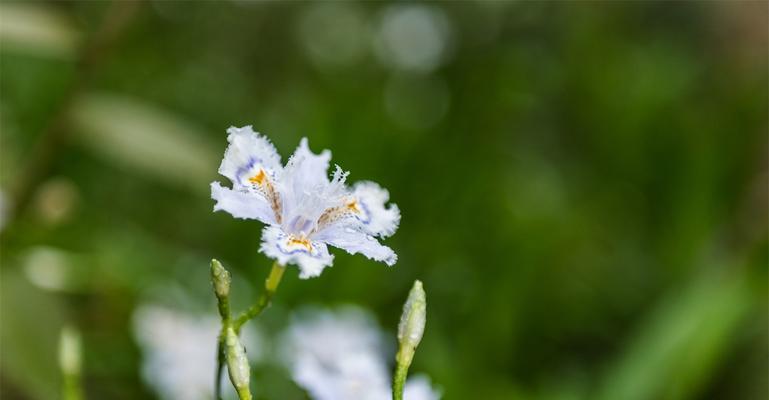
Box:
(598, 266, 755, 400)
(0, 269, 66, 399)
(59, 326, 84, 400)
(0, 3, 79, 58)
(70, 93, 218, 193)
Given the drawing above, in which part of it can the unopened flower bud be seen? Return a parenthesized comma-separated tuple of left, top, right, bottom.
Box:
(211, 259, 231, 298)
(397, 280, 426, 365)
(225, 327, 252, 400)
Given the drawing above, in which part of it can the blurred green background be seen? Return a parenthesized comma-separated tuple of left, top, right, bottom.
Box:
(1, 1, 767, 399)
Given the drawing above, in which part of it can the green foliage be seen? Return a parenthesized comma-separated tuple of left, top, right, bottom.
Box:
(1, 1, 766, 400)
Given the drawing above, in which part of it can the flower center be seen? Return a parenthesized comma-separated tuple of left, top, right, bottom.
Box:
(287, 215, 315, 235)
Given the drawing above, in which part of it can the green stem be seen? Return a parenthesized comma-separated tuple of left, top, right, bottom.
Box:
(211, 260, 232, 400)
(235, 387, 253, 400)
(214, 338, 225, 400)
(214, 298, 229, 400)
(214, 261, 285, 399)
(63, 374, 84, 400)
(213, 286, 231, 399)
(392, 353, 410, 400)
(233, 261, 285, 332)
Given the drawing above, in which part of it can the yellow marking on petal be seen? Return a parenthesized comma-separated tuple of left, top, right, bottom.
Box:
(247, 168, 282, 223)
(346, 200, 360, 213)
(249, 169, 267, 186)
(287, 235, 313, 252)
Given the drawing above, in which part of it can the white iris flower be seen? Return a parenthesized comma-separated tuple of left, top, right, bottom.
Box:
(132, 305, 262, 400)
(282, 307, 441, 400)
(211, 126, 400, 278)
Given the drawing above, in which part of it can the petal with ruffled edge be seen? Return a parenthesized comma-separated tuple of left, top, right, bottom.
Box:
(280, 139, 348, 234)
(350, 181, 400, 238)
(211, 182, 278, 224)
(219, 126, 282, 188)
(283, 138, 332, 190)
(260, 226, 334, 279)
(313, 225, 397, 266)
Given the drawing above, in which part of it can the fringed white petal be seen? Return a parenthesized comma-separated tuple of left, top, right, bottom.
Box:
(314, 225, 397, 266)
(259, 226, 334, 279)
(218, 126, 282, 188)
(211, 182, 278, 225)
(282, 137, 332, 192)
(280, 139, 348, 234)
(352, 181, 400, 238)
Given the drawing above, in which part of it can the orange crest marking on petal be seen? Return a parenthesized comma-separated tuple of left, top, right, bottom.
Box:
(346, 200, 360, 213)
(246, 168, 282, 223)
(287, 235, 314, 252)
(314, 198, 362, 233)
(249, 169, 267, 186)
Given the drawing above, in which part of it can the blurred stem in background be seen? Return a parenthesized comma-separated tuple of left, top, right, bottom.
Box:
(211, 260, 285, 400)
(6, 0, 138, 226)
(59, 326, 83, 400)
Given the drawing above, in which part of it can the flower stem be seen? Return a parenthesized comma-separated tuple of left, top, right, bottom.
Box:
(233, 261, 285, 332)
(392, 353, 410, 400)
(213, 260, 285, 400)
(211, 259, 232, 400)
(215, 339, 225, 400)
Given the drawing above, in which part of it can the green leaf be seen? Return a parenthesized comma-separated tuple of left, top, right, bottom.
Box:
(70, 93, 218, 193)
(598, 266, 754, 400)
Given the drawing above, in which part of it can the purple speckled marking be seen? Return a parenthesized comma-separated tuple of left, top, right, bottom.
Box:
(235, 157, 260, 183)
(274, 243, 323, 258)
(274, 233, 323, 258)
(356, 200, 372, 224)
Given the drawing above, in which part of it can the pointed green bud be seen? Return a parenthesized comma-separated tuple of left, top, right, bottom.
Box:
(225, 327, 252, 400)
(393, 280, 427, 400)
(398, 280, 426, 352)
(211, 259, 231, 298)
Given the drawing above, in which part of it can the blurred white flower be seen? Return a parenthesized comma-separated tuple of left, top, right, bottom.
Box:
(374, 5, 451, 72)
(132, 304, 262, 400)
(404, 374, 441, 400)
(282, 307, 440, 400)
(22, 246, 72, 291)
(211, 127, 400, 278)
